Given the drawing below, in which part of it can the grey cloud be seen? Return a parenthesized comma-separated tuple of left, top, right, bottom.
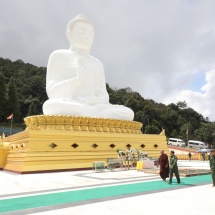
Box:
(1, 0, 215, 119)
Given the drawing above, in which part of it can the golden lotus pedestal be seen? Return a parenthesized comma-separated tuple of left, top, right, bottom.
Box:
(0, 137, 9, 170)
(3, 115, 168, 173)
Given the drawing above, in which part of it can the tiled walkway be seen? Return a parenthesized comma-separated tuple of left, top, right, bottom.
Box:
(0, 160, 213, 215)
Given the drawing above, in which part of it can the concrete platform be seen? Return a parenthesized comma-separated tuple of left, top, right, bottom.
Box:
(0, 160, 213, 215)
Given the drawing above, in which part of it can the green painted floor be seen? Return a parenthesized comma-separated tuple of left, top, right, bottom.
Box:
(0, 174, 212, 213)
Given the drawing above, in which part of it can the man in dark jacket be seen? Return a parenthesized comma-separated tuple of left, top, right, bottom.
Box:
(168, 150, 180, 184)
(209, 149, 215, 187)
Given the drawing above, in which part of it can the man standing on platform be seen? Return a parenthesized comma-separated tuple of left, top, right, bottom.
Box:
(209, 149, 215, 187)
(169, 150, 180, 184)
(157, 150, 169, 182)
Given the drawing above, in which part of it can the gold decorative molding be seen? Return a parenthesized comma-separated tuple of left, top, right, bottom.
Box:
(24, 115, 142, 134)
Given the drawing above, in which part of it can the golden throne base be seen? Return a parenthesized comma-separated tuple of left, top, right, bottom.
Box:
(3, 115, 168, 173)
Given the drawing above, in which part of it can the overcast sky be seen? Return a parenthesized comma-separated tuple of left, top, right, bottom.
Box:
(1, 0, 215, 121)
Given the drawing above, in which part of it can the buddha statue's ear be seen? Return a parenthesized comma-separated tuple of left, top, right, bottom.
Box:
(66, 30, 75, 49)
(66, 30, 72, 42)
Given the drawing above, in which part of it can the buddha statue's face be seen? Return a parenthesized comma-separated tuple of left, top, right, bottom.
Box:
(68, 22, 94, 53)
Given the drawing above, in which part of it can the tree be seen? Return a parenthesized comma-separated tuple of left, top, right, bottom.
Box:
(0, 70, 7, 121)
(177, 101, 187, 109)
(6, 77, 21, 122)
(135, 110, 144, 122)
(203, 123, 215, 147)
(27, 98, 42, 116)
(194, 125, 207, 142)
(145, 125, 161, 134)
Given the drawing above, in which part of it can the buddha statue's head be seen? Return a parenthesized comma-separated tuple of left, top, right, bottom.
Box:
(66, 14, 95, 54)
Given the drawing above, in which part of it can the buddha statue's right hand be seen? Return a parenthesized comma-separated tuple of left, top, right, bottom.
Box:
(75, 57, 89, 80)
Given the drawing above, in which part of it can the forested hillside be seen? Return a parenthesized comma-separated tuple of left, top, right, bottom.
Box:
(0, 57, 215, 145)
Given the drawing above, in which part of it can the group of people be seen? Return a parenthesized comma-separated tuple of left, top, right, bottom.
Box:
(157, 150, 180, 184)
(158, 149, 215, 187)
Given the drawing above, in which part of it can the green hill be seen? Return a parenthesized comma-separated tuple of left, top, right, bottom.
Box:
(0, 57, 215, 146)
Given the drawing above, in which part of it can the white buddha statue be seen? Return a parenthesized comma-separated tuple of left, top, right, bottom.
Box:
(43, 14, 134, 121)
